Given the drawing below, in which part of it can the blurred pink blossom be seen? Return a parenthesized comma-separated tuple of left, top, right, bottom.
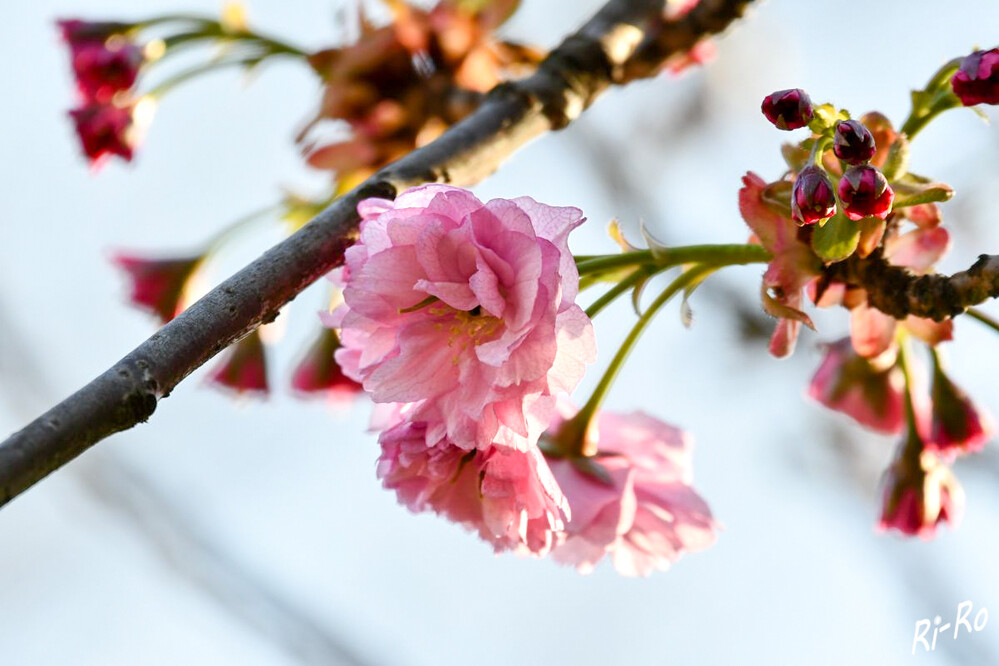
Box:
(879, 451, 964, 540)
(808, 338, 905, 434)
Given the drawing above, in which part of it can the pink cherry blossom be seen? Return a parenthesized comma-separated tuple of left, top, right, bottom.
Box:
(545, 406, 717, 576)
(69, 102, 138, 164)
(879, 451, 964, 540)
(807, 338, 905, 434)
(206, 329, 269, 396)
(290, 327, 364, 403)
(951, 48, 999, 107)
(850, 300, 897, 359)
(111, 251, 203, 323)
(332, 184, 596, 450)
(927, 366, 994, 460)
(885, 226, 950, 275)
(377, 419, 569, 555)
(739, 172, 821, 358)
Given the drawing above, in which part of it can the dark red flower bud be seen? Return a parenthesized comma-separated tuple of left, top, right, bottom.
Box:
(112, 252, 203, 323)
(791, 165, 836, 225)
(291, 328, 364, 400)
(838, 165, 893, 221)
(951, 48, 999, 106)
(833, 119, 876, 164)
(927, 364, 994, 460)
(207, 330, 269, 396)
(761, 88, 813, 130)
(70, 41, 143, 103)
(57, 19, 132, 46)
(878, 450, 963, 540)
(69, 103, 136, 164)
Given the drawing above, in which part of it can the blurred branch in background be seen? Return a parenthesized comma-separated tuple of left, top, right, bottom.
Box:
(0, 0, 757, 508)
(77, 454, 374, 666)
(0, 291, 374, 666)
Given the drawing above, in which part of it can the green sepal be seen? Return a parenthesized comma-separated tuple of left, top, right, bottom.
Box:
(811, 212, 860, 264)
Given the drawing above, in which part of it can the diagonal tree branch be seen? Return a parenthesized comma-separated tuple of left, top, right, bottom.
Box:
(0, 0, 755, 507)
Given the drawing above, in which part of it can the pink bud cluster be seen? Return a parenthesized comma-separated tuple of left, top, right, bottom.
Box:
(746, 86, 993, 540)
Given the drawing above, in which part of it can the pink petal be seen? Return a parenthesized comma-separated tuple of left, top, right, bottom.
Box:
(885, 227, 950, 274)
(850, 302, 898, 358)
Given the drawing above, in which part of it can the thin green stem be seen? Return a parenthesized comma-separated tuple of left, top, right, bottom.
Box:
(575, 251, 652, 274)
(584, 268, 649, 320)
(900, 94, 961, 140)
(575, 244, 770, 276)
(145, 56, 260, 98)
(236, 31, 309, 59)
(966, 308, 999, 335)
(134, 15, 215, 30)
(896, 335, 924, 461)
(809, 135, 833, 166)
(564, 264, 717, 456)
(899, 58, 963, 139)
(137, 14, 309, 58)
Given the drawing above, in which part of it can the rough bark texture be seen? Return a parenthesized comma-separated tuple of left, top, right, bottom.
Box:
(831, 251, 999, 321)
(0, 0, 756, 507)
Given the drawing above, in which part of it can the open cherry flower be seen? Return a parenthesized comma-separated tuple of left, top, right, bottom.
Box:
(926, 352, 994, 460)
(377, 418, 570, 556)
(329, 184, 596, 451)
(543, 405, 717, 576)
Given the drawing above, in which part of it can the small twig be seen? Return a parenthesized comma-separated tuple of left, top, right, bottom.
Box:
(966, 307, 999, 335)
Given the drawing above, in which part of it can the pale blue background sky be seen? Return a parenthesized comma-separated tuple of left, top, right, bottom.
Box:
(1, 1, 998, 664)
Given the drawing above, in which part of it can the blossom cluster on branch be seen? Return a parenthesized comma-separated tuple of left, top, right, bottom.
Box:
(746, 60, 998, 537)
(331, 185, 717, 573)
(50, 0, 999, 574)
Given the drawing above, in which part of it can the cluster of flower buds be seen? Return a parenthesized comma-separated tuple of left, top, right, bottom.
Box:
(206, 324, 365, 400)
(59, 20, 148, 164)
(59, 8, 317, 167)
(762, 88, 894, 226)
(298, 0, 540, 190)
(748, 65, 995, 538)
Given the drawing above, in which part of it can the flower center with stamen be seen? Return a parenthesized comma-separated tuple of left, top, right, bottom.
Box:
(426, 302, 503, 362)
